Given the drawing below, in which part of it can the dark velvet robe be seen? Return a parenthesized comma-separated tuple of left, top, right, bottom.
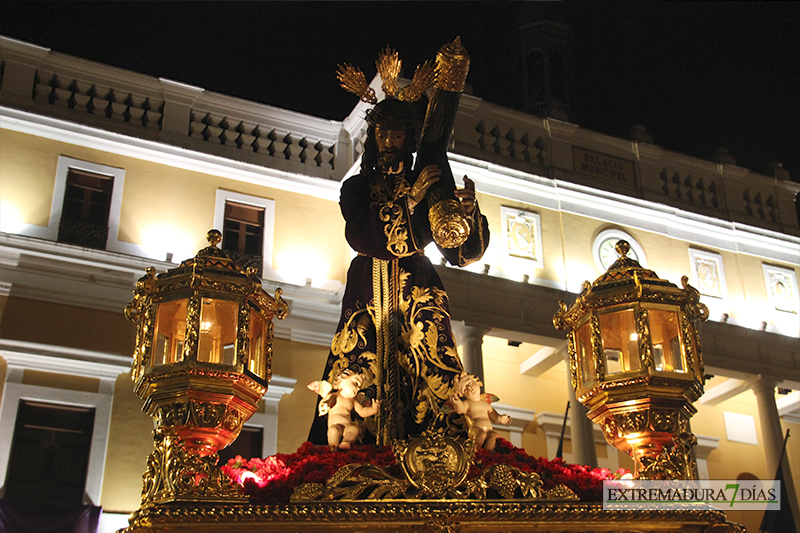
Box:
(308, 161, 489, 444)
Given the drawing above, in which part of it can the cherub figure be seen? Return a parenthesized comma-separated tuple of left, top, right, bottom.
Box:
(308, 368, 379, 451)
(449, 372, 511, 451)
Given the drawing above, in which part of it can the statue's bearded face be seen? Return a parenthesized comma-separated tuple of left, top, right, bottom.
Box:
(375, 126, 408, 170)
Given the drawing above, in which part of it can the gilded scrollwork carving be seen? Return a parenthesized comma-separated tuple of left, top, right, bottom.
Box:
(395, 433, 474, 498)
(236, 301, 250, 367)
(636, 307, 653, 368)
(566, 334, 578, 390)
(682, 276, 709, 322)
(615, 411, 647, 434)
(589, 315, 605, 381)
(290, 434, 575, 503)
(141, 427, 244, 505)
(223, 406, 244, 433)
(184, 295, 201, 359)
(651, 409, 679, 433)
(552, 300, 569, 331)
(290, 462, 409, 501)
(636, 431, 698, 480)
(156, 401, 228, 428)
(600, 418, 618, 442)
(123, 501, 746, 532)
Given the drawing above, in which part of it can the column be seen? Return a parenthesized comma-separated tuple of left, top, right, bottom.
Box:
(451, 321, 489, 385)
(752, 375, 800, 524)
(753, 377, 786, 474)
(567, 377, 598, 467)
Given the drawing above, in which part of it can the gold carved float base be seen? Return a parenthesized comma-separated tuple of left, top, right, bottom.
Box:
(124, 500, 744, 533)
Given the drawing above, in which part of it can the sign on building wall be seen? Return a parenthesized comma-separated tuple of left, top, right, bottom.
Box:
(762, 264, 799, 314)
(573, 147, 635, 186)
(500, 206, 543, 269)
(689, 249, 727, 300)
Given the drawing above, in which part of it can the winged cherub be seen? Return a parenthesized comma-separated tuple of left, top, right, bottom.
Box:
(449, 371, 512, 451)
(308, 368, 379, 451)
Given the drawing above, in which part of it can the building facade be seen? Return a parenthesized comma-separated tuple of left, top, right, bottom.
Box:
(1, 35, 799, 531)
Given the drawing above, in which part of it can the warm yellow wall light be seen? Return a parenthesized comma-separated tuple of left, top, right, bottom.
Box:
(275, 247, 331, 287)
(0, 201, 26, 234)
(140, 223, 197, 263)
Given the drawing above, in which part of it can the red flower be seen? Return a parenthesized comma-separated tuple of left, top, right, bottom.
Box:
(221, 439, 628, 503)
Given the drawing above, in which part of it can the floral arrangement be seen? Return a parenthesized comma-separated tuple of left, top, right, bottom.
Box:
(222, 438, 626, 503)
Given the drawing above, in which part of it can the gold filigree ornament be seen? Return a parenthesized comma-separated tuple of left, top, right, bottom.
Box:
(428, 198, 471, 249)
(375, 46, 401, 99)
(290, 432, 577, 502)
(339, 46, 435, 104)
(336, 63, 377, 104)
(395, 433, 474, 498)
(434, 36, 471, 93)
(140, 426, 244, 504)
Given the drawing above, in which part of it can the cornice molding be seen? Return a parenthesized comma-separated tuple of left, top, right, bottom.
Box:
(0, 232, 344, 343)
(0, 339, 130, 380)
(450, 154, 800, 267)
(0, 106, 342, 202)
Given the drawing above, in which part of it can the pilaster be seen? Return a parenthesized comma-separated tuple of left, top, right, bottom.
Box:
(451, 321, 490, 385)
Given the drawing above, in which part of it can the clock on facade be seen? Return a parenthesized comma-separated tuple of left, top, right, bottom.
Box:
(593, 229, 646, 272)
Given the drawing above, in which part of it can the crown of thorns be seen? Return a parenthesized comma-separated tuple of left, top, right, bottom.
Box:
(336, 46, 435, 104)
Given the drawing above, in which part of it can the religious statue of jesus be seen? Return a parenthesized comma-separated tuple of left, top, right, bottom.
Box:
(309, 39, 489, 446)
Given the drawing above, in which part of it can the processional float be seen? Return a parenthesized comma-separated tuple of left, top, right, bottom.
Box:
(120, 41, 744, 533)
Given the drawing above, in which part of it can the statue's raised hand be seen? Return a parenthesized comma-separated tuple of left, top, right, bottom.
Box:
(454, 175, 476, 215)
(408, 164, 441, 210)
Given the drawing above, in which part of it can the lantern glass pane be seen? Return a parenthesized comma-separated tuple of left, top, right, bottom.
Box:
(576, 322, 596, 385)
(153, 299, 187, 366)
(248, 309, 267, 379)
(599, 309, 641, 374)
(649, 309, 685, 373)
(197, 298, 238, 365)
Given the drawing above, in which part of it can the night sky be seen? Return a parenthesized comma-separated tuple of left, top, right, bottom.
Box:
(2, 2, 799, 180)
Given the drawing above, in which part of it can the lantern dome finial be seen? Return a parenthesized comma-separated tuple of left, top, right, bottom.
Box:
(615, 240, 630, 258)
(207, 229, 222, 247)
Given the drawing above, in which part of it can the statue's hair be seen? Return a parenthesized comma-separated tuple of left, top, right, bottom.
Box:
(361, 97, 426, 172)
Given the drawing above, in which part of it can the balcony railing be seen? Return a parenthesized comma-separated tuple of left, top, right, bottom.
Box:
(57, 220, 108, 250)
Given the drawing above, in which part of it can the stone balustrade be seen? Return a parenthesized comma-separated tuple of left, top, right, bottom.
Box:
(0, 36, 346, 181)
(2, 35, 797, 236)
(450, 95, 800, 237)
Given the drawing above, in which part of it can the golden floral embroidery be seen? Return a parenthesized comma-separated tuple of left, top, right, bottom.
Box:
(371, 173, 415, 258)
(380, 202, 413, 257)
(328, 307, 377, 385)
(395, 269, 462, 423)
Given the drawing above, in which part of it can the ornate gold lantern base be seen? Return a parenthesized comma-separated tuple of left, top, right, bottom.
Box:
(591, 398, 699, 480)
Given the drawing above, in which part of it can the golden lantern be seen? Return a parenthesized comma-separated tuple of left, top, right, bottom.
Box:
(553, 240, 709, 480)
(124, 229, 287, 503)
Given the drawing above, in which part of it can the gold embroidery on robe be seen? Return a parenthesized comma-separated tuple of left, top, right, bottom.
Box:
(327, 306, 377, 384)
(370, 175, 415, 258)
(395, 268, 462, 423)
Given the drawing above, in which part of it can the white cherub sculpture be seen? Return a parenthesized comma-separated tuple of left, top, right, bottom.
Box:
(449, 371, 511, 451)
(308, 368, 379, 451)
